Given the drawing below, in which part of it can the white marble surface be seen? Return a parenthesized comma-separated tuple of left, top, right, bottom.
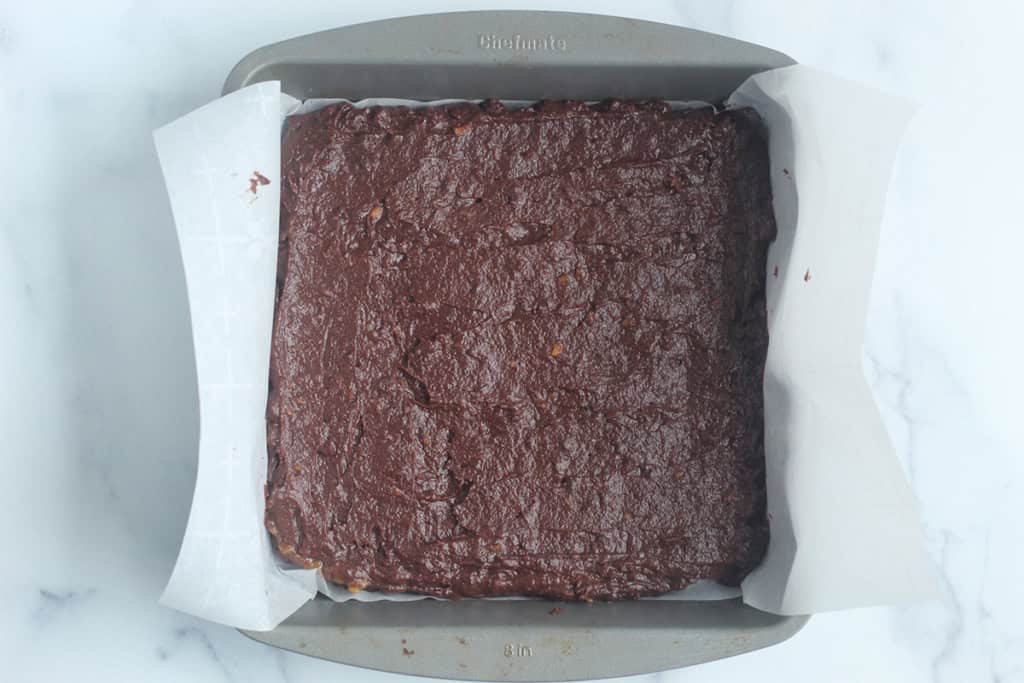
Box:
(2, 1, 1021, 681)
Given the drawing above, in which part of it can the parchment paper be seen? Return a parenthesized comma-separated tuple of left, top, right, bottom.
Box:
(156, 66, 937, 630)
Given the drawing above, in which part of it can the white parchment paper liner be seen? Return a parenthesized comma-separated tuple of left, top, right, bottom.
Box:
(155, 66, 937, 630)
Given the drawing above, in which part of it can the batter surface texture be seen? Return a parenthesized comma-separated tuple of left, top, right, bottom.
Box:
(266, 100, 775, 600)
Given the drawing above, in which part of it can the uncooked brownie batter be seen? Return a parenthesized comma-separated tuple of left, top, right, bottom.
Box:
(267, 100, 775, 600)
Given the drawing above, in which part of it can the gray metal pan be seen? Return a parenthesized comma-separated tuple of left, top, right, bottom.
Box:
(223, 11, 807, 681)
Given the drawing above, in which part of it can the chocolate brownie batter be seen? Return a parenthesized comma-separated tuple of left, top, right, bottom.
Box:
(267, 100, 775, 600)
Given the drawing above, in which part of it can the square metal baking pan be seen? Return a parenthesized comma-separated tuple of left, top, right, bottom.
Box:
(223, 11, 807, 681)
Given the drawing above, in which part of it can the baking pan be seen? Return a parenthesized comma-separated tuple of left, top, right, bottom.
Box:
(223, 11, 807, 681)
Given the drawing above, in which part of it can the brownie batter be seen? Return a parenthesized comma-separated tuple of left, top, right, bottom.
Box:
(267, 100, 775, 600)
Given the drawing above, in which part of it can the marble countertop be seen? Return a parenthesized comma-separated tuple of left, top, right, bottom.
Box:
(3, 1, 1021, 681)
